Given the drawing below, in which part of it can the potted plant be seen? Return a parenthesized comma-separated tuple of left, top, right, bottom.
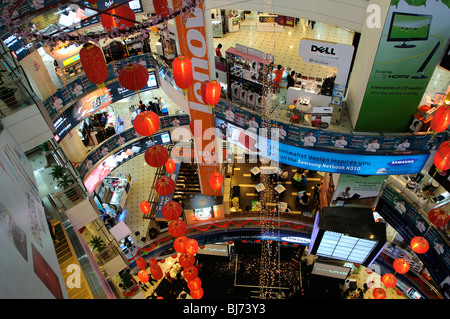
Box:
(0, 70, 18, 108)
(50, 165, 80, 201)
(89, 235, 107, 252)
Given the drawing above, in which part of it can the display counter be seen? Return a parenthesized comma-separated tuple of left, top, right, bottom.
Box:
(97, 173, 132, 215)
(386, 174, 446, 212)
(212, 20, 223, 37)
(257, 14, 284, 32)
(228, 16, 240, 32)
(287, 87, 332, 107)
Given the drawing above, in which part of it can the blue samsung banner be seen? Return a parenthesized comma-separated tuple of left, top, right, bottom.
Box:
(215, 117, 430, 175)
(275, 142, 430, 176)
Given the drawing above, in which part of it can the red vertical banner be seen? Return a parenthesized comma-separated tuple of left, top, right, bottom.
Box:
(172, 0, 221, 196)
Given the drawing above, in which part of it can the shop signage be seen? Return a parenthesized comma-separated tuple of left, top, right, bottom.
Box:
(173, 0, 221, 196)
(310, 45, 336, 55)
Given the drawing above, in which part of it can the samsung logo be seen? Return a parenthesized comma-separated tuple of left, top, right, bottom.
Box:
(388, 159, 417, 166)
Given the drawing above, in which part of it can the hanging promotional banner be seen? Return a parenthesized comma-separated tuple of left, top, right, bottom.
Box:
(355, 0, 450, 132)
(172, 0, 221, 196)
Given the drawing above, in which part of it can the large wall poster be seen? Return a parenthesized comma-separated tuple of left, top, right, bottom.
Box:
(0, 129, 67, 298)
(355, 0, 450, 132)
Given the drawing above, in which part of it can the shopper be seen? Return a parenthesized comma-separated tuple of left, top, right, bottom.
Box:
(300, 174, 308, 190)
(287, 70, 296, 90)
(138, 100, 146, 112)
(272, 65, 284, 93)
(216, 43, 223, 57)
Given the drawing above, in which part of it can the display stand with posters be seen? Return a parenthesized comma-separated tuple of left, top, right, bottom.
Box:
(226, 45, 274, 110)
(256, 14, 284, 32)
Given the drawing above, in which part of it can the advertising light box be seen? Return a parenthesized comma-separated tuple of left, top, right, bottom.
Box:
(311, 261, 351, 280)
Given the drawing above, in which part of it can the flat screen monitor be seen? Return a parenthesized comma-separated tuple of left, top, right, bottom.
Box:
(387, 12, 432, 48)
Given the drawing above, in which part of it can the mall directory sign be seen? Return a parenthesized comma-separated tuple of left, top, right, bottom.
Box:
(355, 0, 450, 132)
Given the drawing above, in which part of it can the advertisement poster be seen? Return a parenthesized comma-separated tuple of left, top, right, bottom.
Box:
(214, 98, 444, 153)
(355, 0, 450, 132)
(0, 129, 67, 298)
(331, 174, 387, 207)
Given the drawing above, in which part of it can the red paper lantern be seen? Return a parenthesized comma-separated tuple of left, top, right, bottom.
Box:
(190, 287, 204, 299)
(150, 264, 163, 280)
(185, 239, 198, 255)
(144, 145, 169, 167)
(199, 245, 205, 249)
(101, 4, 136, 31)
(118, 63, 149, 92)
(209, 171, 223, 191)
(172, 56, 193, 93)
(168, 219, 187, 237)
(165, 158, 176, 174)
(140, 201, 150, 214)
(187, 277, 202, 291)
(155, 176, 175, 196)
(133, 111, 160, 136)
(79, 43, 108, 87)
(428, 206, 450, 227)
(136, 257, 147, 270)
(162, 201, 183, 220)
(203, 80, 221, 106)
(431, 104, 450, 132)
(174, 236, 188, 253)
(410, 236, 429, 254)
(138, 269, 149, 283)
(149, 257, 158, 266)
(183, 266, 198, 281)
(152, 0, 170, 18)
(434, 141, 450, 171)
(393, 258, 410, 274)
(381, 273, 397, 288)
(373, 288, 386, 299)
(179, 253, 195, 268)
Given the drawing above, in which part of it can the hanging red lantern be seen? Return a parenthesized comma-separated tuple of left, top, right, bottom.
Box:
(393, 258, 410, 274)
(162, 201, 183, 220)
(203, 80, 221, 107)
(373, 288, 386, 299)
(101, 4, 136, 31)
(209, 171, 223, 191)
(168, 219, 187, 237)
(144, 145, 169, 167)
(140, 201, 151, 214)
(185, 239, 198, 256)
(155, 176, 176, 196)
(381, 273, 397, 288)
(152, 0, 170, 18)
(138, 269, 149, 283)
(136, 257, 147, 270)
(150, 264, 163, 280)
(79, 43, 108, 88)
(428, 206, 450, 227)
(149, 257, 158, 266)
(433, 141, 450, 171)
(133, 111, 160, 136)
(227, 241, 234, 244)
(172, 56, 193, 94)
(118, 63, 149, 92)
(190, 287, 204, 299)
(410, 236, 429, 254)
(187, 277, 202, 291)
(174, 236, 188, 253)
(199, 245, 205, 249)
(165, 158, 176, 174)
(183, 266, 198, 281)
(431, 104, 450, 132)
(179, 253, 195, 268)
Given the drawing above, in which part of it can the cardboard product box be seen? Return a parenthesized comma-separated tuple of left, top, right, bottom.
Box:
(415, 105, 436, 121)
